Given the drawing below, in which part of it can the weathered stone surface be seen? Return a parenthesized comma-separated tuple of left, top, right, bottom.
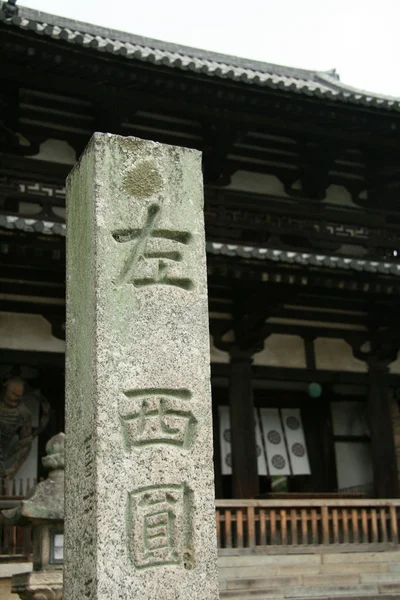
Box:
(65, 134, 218, 599)
(2, 433, 64, 525)
(12, 570, 63, 600)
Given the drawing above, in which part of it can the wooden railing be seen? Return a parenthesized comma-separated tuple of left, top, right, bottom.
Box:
(1, 496, 400, 560)
(215, 499, 400, 554)
(0, 478, 36, 498)
(0, 521, 31, 561)
(0, 495, 32, 562)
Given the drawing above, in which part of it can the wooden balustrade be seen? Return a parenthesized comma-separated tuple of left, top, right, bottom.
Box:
(215, 499, 400, 554)
(0, 478, 36, 499)
(0, 521, 31, 561)
(0, 495, 399, 560)
(0, 489, 33, 561)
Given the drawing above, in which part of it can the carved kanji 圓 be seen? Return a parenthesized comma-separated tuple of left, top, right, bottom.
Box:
(112, 204, 194, 290)
(119, 388, 197, 449)
(127, 484, 194, 569)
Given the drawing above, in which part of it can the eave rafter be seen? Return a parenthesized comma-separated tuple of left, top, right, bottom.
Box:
(2, 24, 400, 203)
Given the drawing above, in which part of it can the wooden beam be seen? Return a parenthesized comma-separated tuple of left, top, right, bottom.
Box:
(211, 363, 388, 386)
(2, 48, 400, 149)
(0, 348, 64, 366)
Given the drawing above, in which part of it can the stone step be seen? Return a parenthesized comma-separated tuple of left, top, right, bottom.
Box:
(219, 554, 322, 568)
(278, 596, 400, 600)
(220, 562, 395, 581)
(220, 582, 400, 599)
(381, 584, 400, 595)
(320, 561, 391, 574)
(219, 564, 321, 579)
(219, 560, 400, 580)
(284, 583, 379, 598)
(220, 588, 284, 599)
(224, 575, 301, 590)
(224, 574, 361, 591)
(218, 551, 400, 599)
(361, 572, 400, 583)
(221, 591, 400, 600)
(219, 550, 400, 569)
(322, 551, 400, 564)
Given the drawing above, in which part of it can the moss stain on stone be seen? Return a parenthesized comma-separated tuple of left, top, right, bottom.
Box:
(123, 160, 163, 199)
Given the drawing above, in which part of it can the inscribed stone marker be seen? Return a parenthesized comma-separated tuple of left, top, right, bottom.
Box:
(65, 134, 219, 599)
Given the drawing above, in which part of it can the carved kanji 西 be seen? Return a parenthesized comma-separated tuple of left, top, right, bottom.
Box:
(120, 388, 196, 449)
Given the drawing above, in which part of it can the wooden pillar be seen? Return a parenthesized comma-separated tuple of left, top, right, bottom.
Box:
(212, 402, 223, 499)
(367, 361, 399, 498)
(229, 348, 258, 499)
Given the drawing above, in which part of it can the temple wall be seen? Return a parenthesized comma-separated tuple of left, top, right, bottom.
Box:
(210, 337, 229, 363)
(0, 312, 65, 353)
(314, 338, 367, 372)
(390, 353, 400, 374)
(227, 171, 360, 209)
(30, 137, 76, 165)
(3, 312, 398, 375)
(208, 333, 400, 374)
(227, 171, 288, 197)
(253, 334, 306, 368)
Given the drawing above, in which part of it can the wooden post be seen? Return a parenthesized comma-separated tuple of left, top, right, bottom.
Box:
(229, 348, 258, 499)
(368, 361, 399, 498)
(212, 402, 223, 499)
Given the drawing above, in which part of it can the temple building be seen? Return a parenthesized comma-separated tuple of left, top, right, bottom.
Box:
(1, 2, 400, 598)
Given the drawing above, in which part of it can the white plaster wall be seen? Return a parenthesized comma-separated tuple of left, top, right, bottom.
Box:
(335, 442, 373, 490)
(314, 338, 367, 372)
(227, 171, 288, 196)
(210, 336, 229, 364)
(390, 352, 400, 374)
(322, 184, 360, 209)
(0, 313, 65, 353)
(253, 334, 306, 368)
(30, 138, 76, 165)
(227, 172, 358, 211)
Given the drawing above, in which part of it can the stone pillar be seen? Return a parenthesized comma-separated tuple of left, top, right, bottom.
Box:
(229, 348, 258, 499)
(367, 361, 399, 498)
(65, 134, 219, 599)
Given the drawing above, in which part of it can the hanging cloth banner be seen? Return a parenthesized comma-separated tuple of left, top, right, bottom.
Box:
(219, 406, 233, 475)
(259, 408, 291, 476)
(219, 406, 310, 477)
(218, 406, 267, 475)
(281, 408, 311, 476)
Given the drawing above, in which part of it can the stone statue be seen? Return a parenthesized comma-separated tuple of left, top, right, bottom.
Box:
(0, 376, 33, 479)
(0, 375, 50, 480)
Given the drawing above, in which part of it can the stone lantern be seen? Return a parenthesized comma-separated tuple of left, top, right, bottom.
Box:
(2, 432, 65, 600)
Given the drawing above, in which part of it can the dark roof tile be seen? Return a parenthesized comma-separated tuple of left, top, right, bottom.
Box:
(2, 6, 400, 111)
(206, 242, 400, 278)
(2, 213, 399, 277)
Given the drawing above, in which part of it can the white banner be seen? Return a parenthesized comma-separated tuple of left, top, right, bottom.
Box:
(281, 408, 310, 475)
(219, 406, 310, 477)
(260, 408, 291, 476)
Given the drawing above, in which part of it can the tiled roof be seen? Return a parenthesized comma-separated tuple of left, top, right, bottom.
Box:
(2, 5, 400, 111)
(2, 213, 400, 277)
(0, 214, 66, 236)
(206, 242, 400, 277)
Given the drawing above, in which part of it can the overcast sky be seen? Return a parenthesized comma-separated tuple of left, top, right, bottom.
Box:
(22, 0, 400, 97)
